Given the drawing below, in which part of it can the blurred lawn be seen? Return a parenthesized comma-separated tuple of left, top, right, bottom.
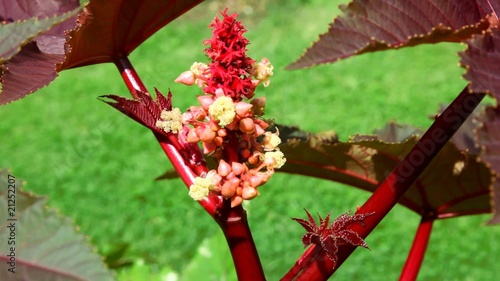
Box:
(1, 0, 499, 280)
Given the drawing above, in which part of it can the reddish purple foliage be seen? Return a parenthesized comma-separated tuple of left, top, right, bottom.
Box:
(99, 88, 172, 134)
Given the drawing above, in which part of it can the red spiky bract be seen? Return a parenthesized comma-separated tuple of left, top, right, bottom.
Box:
(293, 209, 373, 267)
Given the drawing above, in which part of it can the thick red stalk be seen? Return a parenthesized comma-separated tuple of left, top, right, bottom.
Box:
(114, 55, 265, 280)
(399, 215, 434, 281)
(281, 86, 485, 281)
(213, 131, 265, 280)
(216, 203, 266, 281)
(115, 56, 148, 99)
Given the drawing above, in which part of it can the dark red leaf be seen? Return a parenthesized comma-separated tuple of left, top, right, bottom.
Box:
(318, 212, 331, 232)
(460, 26, 500, 101)
(321, 235, 339, 264)
(293, 209, 371, 266)
(59, 0, 204, 70)
(288, 0, 493, 69)
(301, 232, 316, 247)
(99, 89, 172, 134)
(0, 1, 80, 105)
(337, 230, 369, 249)
(292, 209, 318, 233)
(474, 105, 500, 224)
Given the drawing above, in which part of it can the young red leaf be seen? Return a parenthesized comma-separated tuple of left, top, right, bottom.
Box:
(99, 88, 172, 134)
(288, 0, 492, 69)
(293, 209, 372, 267)
(59, 0, 204, 70)
(0, 1, 80, 105)
(474, 106, 500, 224)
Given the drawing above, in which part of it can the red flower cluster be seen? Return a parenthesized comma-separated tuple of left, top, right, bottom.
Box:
(203, 9, 256, 100)
(172, 10, 280, 207)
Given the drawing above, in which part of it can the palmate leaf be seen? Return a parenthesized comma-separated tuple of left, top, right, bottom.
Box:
(59, 0, 204, 70)
(288, 0, 494, 69)
(0, 1, 81, 105)
(460, 25, 500, 101)
(99, 88, 172, 134)
(474, 106, 500, 224)
(279, 123, 494, 220)
(0, 13, 77, 62)
(292, 209, 372, 267)
(0, 170, 113, 280)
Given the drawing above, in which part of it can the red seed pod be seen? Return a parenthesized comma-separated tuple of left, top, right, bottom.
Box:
(213, 136, 224, 146)
(254, 118, 269, 130)
(239, 118, 255, 134)
(200, 127, 217, 142)
(175, 70, 196, 85)
(242, 186, 258, 200)
(186, 129, 200, 143)
(232, 162, 247, 175)
(197, 95, 214, 111)
(229, 177, 241, 188)
(249, 175, 264, 188)
(240, 148, 252, 159)
(231, 196, 243, 208)
(209, 120, 221, 132)
(217, 160, 232, 177)
(221, 181, 236, 198)
(235, 101, 253, 118)
(254, 124, 265, 137)
(217, 128, 227, 137)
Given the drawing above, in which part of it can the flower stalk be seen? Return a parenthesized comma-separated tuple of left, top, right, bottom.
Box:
(111, 9, 276, 279)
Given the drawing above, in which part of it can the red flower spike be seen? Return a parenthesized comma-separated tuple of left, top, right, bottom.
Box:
(203, 9, 256, 100)
(293, 209, 373, 267)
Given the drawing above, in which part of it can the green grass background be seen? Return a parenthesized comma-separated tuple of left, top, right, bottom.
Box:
(1, 0, 499, 280)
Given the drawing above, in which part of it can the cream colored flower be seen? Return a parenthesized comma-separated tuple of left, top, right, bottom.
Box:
(190, 62, 208, 76)
(253, 58, 273, 87)
(262, 132, 282, 150)
(156, 108, 183, 133)
(263, 151, 286, 169)
(188, 176, 214, 200)
(209, 96, 236, 127)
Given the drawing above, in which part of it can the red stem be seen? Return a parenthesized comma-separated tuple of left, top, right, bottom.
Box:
(281, 86, 485, 281)
(114, 56, 219, 214)
(115, 56, 148, 99)
(399, 215, 434, 281)
(114, 55, 265, 280)
(216, 203, 266, 281)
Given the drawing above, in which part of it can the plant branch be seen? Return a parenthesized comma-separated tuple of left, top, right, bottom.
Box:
(399, 214, 435, 281)
(113, 55, 265, 280)
(115, 56, 148, 99)
(113, 55, 219, 214)
(216, 203, 266, 281)
(281, 86, 485, 281)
